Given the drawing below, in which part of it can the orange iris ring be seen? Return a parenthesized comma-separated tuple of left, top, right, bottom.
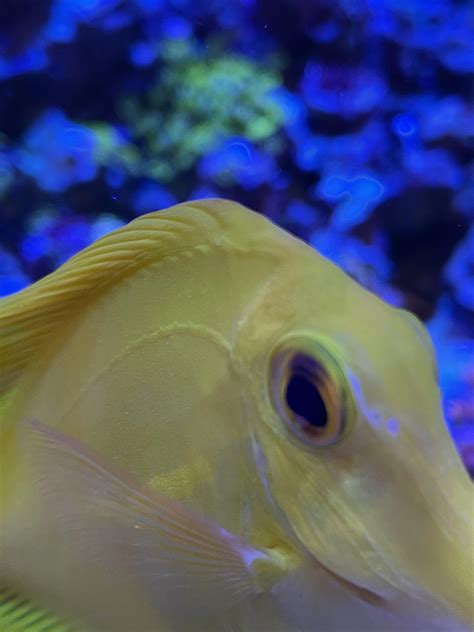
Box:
(269, 337, 354, 447)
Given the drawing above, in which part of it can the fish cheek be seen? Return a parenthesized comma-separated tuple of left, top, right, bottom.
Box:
(19, 330, 250, 534)
(253, 417, 408, 602)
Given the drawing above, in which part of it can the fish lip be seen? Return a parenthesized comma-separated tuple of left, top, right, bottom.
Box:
(250, 437, 387, 608)
(315, 558, 387, 609)
(329, 568, 386, 608)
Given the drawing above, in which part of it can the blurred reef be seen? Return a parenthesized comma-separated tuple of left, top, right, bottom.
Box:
(0, 0, 472, 472)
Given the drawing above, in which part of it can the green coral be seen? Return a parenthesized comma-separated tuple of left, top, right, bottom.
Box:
(87, 122, 141, 175)
(120, 42, 286, 181)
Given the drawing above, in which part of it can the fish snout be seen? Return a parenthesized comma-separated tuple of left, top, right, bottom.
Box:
(420, 534, 473, 628)
(384, 516, 474, 630)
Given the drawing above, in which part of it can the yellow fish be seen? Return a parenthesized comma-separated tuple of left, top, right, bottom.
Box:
(0, 199, 472, 632)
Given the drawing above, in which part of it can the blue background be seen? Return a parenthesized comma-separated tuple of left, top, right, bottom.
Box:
(0, 0, 472, 473)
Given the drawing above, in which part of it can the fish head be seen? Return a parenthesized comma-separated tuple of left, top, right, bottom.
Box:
(233, 236, 473, 629)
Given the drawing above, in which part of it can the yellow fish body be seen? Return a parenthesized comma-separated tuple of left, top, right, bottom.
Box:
(0, 199, 472, 631)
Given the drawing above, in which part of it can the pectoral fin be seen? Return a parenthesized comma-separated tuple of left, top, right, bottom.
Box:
(22, 420, 286, 625)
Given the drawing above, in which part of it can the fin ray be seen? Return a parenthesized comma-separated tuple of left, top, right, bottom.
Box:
(21, 420, 282, 623)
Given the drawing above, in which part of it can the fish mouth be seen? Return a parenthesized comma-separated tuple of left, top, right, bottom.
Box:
(312, 548, 473, 628)
(316, 557, 387, 608)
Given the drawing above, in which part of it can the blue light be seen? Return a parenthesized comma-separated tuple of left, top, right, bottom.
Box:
(0, 47, 47, 79)
(392, 113, 418, 137)
(90, 215, 125, 241)
(322, 176, 347, 198)
(454, 183, 474, 219)
(132, 182, 177, 215)
(134, 0, 164, 12)
(286, 200, 321, 227)
(0, 248, 31, 295)
(105, 166, 126, 188)
(311, 21, 340, 43)
(21, 234, 52, 263)
(130, 41, 157, 67)
(55, 220, 92, 264)
(162, 16, 191, 40)
(403, 147, 462, 188)
(301, 61, 386, 118)
(199, 138, 276, 190)
(294, 135, 326, 171)
(269, 89, 305, 127)
(189, 186, 219, 200)
(309, 229, 397, 306)
(420, 96, 473, 141)
(318, 175, 384, 231)
(100, 10, 132, 31)
(0, 275, 30, 296)
(445, 228, 474, 311)
(15, 109, 98, 192)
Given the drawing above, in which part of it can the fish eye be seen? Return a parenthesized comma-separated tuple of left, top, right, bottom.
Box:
(269, 336, 354, 446)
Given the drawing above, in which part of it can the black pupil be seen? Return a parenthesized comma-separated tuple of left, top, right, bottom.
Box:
(285, 373, 328, 428)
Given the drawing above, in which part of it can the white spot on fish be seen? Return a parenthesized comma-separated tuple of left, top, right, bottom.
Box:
(386, 418, 400, 436)
(348, 372, 382, 428)
(240, 546, 268, 569)
(218, 526, 267, 569)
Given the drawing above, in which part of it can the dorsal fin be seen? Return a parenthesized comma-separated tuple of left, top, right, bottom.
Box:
(0, 199, 264, 396)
